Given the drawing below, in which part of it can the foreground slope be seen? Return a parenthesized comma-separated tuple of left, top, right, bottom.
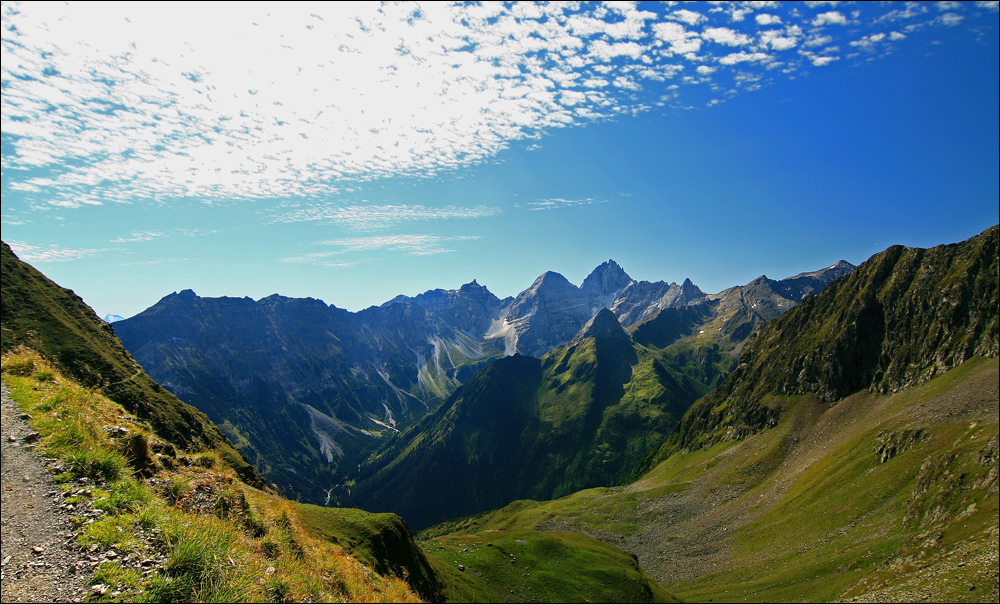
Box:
(424, 358, 998, 602)
(422, 226, 999, 602)
(1, 349, 426, 602)
(1, 241, 258, 484)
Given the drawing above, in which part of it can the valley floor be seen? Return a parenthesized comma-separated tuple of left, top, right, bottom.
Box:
(423, 358, 1000, 603)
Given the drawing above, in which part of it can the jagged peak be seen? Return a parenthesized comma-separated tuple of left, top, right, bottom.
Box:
(569, 307, 630, 346)
(528, 270, 575, 291)
(679, 278, 704, 294)
(582, 259, 633, 295)
(458, 279, 492, 296)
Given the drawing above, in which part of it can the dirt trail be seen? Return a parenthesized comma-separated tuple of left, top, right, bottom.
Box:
(1, 382, 91, 603)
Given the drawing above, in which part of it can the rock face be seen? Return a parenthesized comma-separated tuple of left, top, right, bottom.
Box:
(346, 324, 702, 531)
(113, 287, 507, 504)
(611, 277, 706, 326)
(381, 279, 510, 338)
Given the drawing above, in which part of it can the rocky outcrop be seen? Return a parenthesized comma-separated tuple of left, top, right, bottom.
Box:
(489, 261, 710, 356)
(612, 277, 706, 326)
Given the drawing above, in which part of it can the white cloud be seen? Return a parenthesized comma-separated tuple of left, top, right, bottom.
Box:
(110, 232, 166, 243)
(110, 228, 218, 243)
(1, 1, 989, 211)
(718, 52, 773, 65)
(812, 11, 849, 26)
(669, 10, 706, 26)
(850, 33, 888, 50)
(7, 241, 109, 262)
(316, 234, 482, 256)
(271, 204, 499, 229)
(521, 197, 609, 211)
(760, 29, 800, 51)
(589, 40, 648, 61)
(119, 257, 193, 266)
(811, 55, 839, 66)
(652, 21, 704, 55)
(703, 27, 754, 47)
(937, 12, 965, 26)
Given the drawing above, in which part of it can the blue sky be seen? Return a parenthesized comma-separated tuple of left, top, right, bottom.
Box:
(3, 1, 998, 319)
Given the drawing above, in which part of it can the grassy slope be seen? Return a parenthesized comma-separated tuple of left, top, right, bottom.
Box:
(0, 241, 258, 485)
(350, 335, 703, 532)
(420, 530, 677, 603)
(420, 357, 999, 602)
(1, 350, 422, 603)
(653, 225, 999, 462)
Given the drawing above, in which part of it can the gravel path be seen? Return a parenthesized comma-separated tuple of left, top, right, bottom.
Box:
(1, 382, 92, 603)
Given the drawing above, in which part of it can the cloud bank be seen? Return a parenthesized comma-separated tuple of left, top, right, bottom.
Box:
(3, 1, 993, 208)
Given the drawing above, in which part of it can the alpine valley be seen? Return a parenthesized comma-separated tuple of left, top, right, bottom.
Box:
(1, 225, 996, 603)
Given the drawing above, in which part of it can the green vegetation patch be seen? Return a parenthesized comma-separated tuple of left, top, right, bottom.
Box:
(421, 529, 677, 603)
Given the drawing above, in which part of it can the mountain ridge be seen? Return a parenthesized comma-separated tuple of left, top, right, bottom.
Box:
(640, 224, 998, 468)
(112, 256, 853, 507)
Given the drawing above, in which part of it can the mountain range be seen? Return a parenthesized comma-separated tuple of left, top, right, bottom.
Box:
(1, 225, 996, 602)
(111, 258, 853, 505)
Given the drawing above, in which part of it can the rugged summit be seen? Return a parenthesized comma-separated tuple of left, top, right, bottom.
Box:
(113, 288, 504, 502)
(381, 279, 509, 337)
(581, 259, 633, 301)
(486, 261, 709, 356)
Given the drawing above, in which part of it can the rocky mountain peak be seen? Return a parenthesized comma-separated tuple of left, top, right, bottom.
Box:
(457, 279, 494, 300)
(582, 259, 633, 297)
(530, 270, 575, 292)
(678, 277, 705, 299)
(569, 307, 631, 347)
